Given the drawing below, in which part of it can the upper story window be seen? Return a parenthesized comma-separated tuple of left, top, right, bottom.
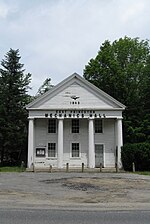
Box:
(72, 119, 79, 133)
(48, 119, 56, 133)
(95, 119, 103, 133)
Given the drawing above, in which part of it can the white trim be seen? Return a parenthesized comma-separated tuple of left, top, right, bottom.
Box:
(28, 108, 125, 111)
(28, 115, 123, 120)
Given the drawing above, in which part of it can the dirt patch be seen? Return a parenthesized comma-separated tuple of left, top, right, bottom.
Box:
(39, 176, 150, 204)
(0, 173, 150, 209)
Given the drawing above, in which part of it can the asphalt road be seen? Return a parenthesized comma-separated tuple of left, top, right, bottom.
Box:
(0, 208, 150, 224)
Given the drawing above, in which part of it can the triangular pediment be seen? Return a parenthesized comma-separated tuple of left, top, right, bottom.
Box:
(27, 73, 125, 110)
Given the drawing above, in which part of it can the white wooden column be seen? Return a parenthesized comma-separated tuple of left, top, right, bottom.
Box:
(57, 118, 64, 168)
(28, 118, 34, 168)
(116, 118, 123, 168)
(88, 118, 95, 168)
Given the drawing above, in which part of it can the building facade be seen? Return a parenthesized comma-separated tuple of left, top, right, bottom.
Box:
(26, 73, 125, 169)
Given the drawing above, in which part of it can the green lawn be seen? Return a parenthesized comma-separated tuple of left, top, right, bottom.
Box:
(135, 171, 150, 176)
(0, 166, 25, 172)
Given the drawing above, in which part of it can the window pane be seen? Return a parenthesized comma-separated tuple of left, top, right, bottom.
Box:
(72, 119, 79, 133)
(95, 119, 103, 133)
(48, 143, 56, 157)
(72, 143, 79, 157)
(48, 119, 56, 133)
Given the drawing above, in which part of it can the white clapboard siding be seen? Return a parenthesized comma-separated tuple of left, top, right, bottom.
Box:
(38, 83, 114, 109)
(34, 118, 116, 168)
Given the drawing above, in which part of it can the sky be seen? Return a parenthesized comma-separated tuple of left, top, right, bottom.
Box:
(0, 0, 150, 95)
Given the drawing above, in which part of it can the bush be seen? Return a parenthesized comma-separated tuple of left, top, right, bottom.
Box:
(121, 143, 150, 171)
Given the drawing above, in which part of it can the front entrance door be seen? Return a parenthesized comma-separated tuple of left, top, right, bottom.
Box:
(95, 144, 104, 168)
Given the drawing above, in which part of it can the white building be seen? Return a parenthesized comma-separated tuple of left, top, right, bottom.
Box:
(26, 73, 125, 169)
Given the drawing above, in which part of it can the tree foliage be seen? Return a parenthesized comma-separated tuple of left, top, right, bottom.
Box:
(0, 49, 31, 165)
(36, 77, 53, 96)
(84, 37, 150, 143)
(121, 143, 150, 171)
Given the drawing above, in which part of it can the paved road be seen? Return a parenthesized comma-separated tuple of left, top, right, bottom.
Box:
(0, 208, 150, 224)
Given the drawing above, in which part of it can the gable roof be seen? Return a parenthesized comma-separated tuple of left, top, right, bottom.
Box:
(26, 73, 126, 110)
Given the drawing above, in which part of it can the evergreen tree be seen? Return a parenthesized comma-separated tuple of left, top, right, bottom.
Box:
(36, 77, 53, 96)
(0, 49, 31, 165)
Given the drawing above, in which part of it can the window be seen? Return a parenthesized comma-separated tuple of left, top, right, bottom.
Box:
(95, 119, 103, 133)
(48, 143, 56, 157)
(72, 119, 79, 133)
(72, 143, 79, 157)
(48, 119, 56, 133)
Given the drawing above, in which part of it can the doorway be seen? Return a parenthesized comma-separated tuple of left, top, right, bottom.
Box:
(95, 144, 104, 168)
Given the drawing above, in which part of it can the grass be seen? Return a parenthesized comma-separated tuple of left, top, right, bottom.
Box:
(135, 171, 150, 176)
(0, 166, 25, 172)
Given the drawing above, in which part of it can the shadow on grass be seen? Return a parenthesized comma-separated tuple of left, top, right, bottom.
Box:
(0, 166, 25, 172)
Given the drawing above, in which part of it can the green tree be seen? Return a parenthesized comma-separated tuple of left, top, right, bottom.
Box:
(36, 77, 53, 96)
(0, 49, 31, 165)
(84, 37, 150, 143)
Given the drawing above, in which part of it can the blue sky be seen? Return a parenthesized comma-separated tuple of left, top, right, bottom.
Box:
(0, 0, 149, 95)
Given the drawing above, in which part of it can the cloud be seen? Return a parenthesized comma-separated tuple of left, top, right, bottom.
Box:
(0, 2, 11, 18)
(121, 1, 146, 23)
(0, 1, 17, 18)
(0, 0, 150, 94)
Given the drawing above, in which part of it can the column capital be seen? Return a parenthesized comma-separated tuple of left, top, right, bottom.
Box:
(88, 117, 94, 120)
(57, 117, 64, 120)
(28, 117, 34, 120)
(116, 117, 123, 120)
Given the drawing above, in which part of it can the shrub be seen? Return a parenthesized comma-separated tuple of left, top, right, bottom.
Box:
(121, 143, 150, 171)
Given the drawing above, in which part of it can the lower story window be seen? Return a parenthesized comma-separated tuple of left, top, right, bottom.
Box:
(72, 143, 79, 157)
(48, 143, 56, 157)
